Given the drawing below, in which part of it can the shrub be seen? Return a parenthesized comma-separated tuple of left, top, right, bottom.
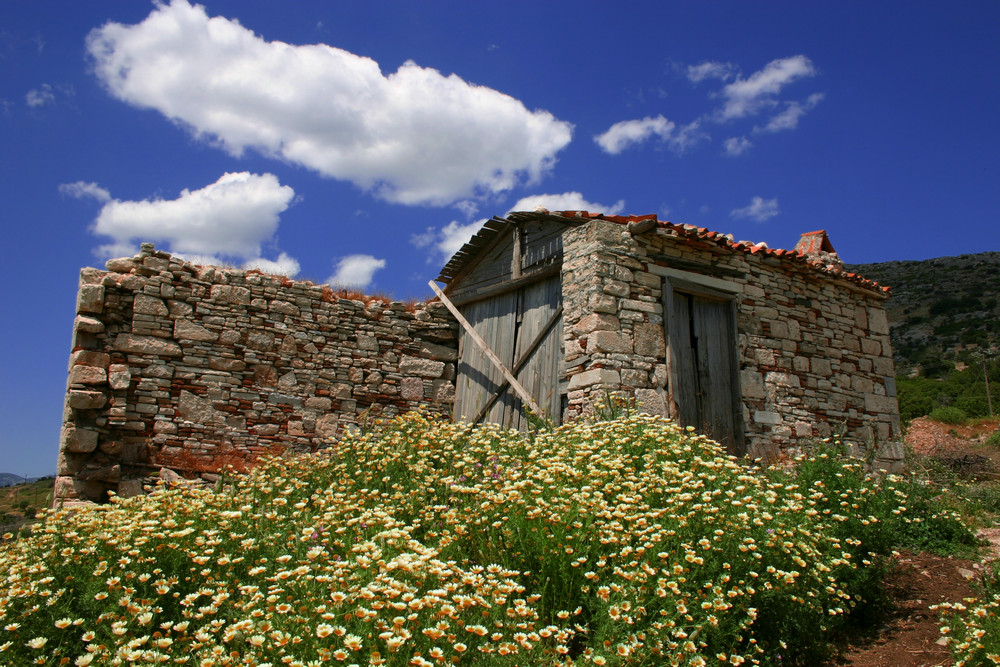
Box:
(931, 406, 968, 425)
(986, 428, 1000, 448)
(0, 413, 972, 666)
(937, 559, 1000, 665)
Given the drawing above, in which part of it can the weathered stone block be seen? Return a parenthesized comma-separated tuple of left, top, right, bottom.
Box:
(209, 357, 246, 372)
(417, 341, 457, 361)
(314, 414, 339, 439)
(634, 322, 665, 357)
(70, 350, 111, 369)
(177, 390, 225, 424)
(864, 393, 897, 414)
(567, 368, 620, 390)
(77, 284, 105, 314)
(740, 370, 766, 399)
(634, 388, 667, 417)
(114, 334, 182, 356)
(357, 335, 379, 351)
(134, 294, 168, 316)
(868, 307, 889, 335)
(400, 355, 445, 378)
(588, 292, 618, 314)
(69, 365, 107, 385)
(572, 313, 620, 335)
(210, 284, 251, 305)
(754, 411, 782, 425)
(108, 364, 132, 390)
(69, 390, 107, 410)
(400, 377, 424, 401)
(589, 330, 632, 354)
(62, 424, 98, 453)
(74, 315, 105, 333)
(175, 319, 218, 342)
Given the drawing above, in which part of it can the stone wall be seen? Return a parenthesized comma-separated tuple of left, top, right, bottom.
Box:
(58, 244, 458, 503)
(561, 219, 902, 467)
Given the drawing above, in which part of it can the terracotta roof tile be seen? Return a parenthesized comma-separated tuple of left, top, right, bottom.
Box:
(436, 211, 888, 294)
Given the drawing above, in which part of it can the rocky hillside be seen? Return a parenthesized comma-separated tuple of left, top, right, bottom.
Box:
(846, 251, 1000, 377)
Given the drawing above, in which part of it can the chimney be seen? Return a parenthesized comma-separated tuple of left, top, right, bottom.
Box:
(794, 230, 843, 270)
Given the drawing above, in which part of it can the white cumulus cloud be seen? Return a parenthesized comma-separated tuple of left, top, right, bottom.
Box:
(731, 196, 780, 222)
(327, 255, 386, 288)
(718, 55, 816, 121)
(87, 0, 573, 206)
(64, 171, 299, 273)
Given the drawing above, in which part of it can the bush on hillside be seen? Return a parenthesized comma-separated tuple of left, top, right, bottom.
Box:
(930, 406, 968, 425)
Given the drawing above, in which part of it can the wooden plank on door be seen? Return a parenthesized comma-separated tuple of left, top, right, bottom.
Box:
(692, 297, 735, 448)
(668, 291, 699, 428)
(432, 281, 542, 420)
(511, 275, 563, 427)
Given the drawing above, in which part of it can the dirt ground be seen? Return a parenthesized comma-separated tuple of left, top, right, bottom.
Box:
(833, 417, 1000, 667)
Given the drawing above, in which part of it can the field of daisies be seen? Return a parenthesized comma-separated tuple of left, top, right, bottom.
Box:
(2, 409, 997, 666)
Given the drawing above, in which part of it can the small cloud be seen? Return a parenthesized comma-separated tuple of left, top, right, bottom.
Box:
(687, 60, 737, 83)
(26, 84, 55, 108)
(243, 253, 301, 277)
(731, 196, 779, 222)
(718, 55, 816, 121)
(454, 199, 479, 219)
(508, 192, 625, 215)
(60, 181, 112, 203)
(25, 82, 73, 108)
(723, 136, 753, 156)
(327, 254, 386, 288)
(595, 116, 705, 156)
(757, 92, 824, 133)
(595, 115, 675, 154)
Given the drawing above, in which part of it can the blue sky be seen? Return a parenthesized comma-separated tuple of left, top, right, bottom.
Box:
(2, 1, 998, 477)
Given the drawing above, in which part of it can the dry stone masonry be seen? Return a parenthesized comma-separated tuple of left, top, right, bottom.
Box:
(59, 212, 905, 504)
(558, 215, 902, 466)
(59, 244, 457, 504)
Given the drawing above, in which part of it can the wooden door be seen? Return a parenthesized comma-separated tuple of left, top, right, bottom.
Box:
(666, 285, 744, 453)
(454, 275, 563, 428)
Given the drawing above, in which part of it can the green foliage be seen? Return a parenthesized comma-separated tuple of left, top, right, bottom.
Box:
(936, 558, 1000, 665)
(931, 406, 968, 425)
(986, 429, 1000, 448)
(0, 414, 980, 666)
(897, 360, 1000, 423)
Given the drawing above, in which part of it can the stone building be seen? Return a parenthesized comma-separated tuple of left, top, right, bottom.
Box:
(437, 210, 901, 464)
(57, 211, 902, 504)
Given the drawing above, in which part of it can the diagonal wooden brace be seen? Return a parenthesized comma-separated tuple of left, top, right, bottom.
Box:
(428, 280, 543, 417)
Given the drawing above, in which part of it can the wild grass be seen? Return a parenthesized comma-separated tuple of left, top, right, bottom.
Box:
(0, 413, 976, 666)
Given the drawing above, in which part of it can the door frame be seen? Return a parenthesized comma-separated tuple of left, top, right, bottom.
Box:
(661, 273, 746, 454)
